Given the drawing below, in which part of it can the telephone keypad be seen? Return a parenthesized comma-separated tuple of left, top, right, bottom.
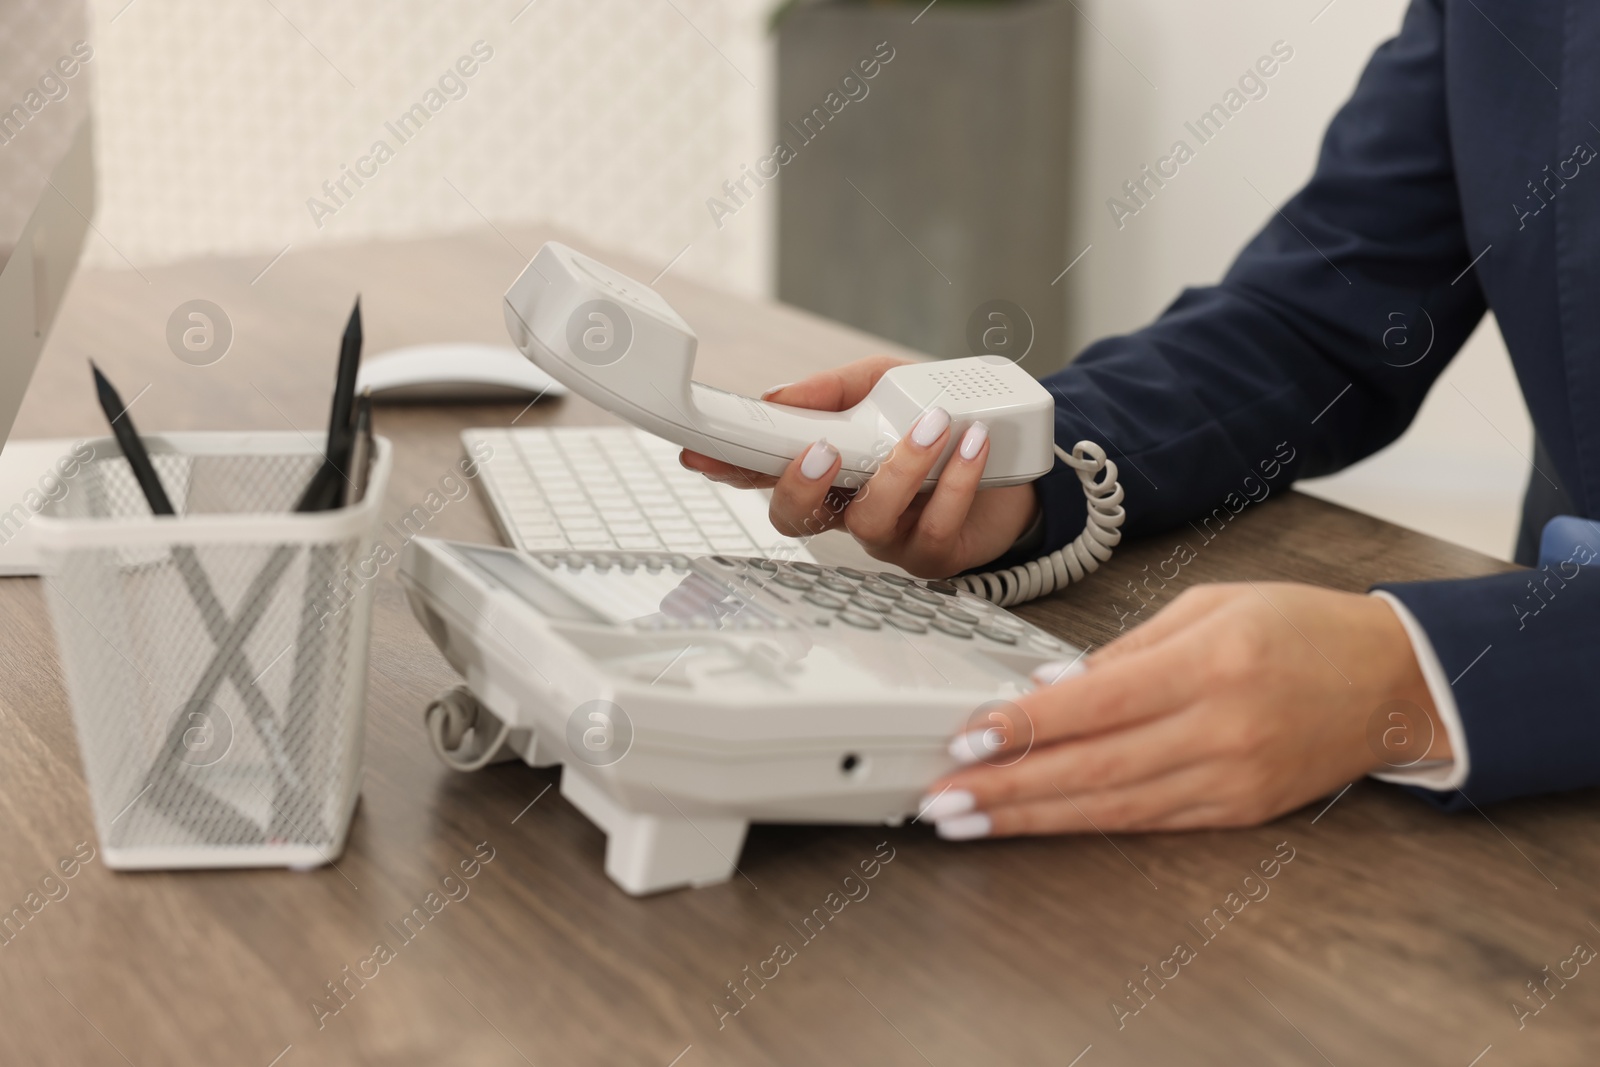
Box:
(542, 551, 1065, 651)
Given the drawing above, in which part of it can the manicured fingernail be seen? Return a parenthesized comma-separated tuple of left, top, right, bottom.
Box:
(936, 813, 992, 841)
(959, 420, 988, 461)
(761, 382, 794, 400)
(799, 439, 838, 480)
(918, 789, 975, 822)
(910, 407, 950, 448)
(1031, 658, 1087, 687)
(949, 728, 1004, 766)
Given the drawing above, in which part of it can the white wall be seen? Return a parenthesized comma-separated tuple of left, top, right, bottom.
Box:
(83, 0, 775, 297)
(81, 0, 1534, 559)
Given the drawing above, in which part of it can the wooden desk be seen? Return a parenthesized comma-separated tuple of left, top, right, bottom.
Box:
(1, 229, 1591, 1066)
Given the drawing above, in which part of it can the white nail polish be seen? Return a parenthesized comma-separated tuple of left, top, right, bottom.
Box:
(948, 728, 1004, 766)
(917, 789, 975, 822)
(1031, 658, 1087, 688)
(799, 439, 838, 481)
(760, 382, 795, 401)
(959, 421, 988, 461)
(910, 407, 950, 448)
(936, 813, 992, 841)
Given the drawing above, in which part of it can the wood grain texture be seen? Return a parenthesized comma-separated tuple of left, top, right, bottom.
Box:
(0, 228, 1592, 1066)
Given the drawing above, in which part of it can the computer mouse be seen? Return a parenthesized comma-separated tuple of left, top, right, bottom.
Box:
(356, 344, 569, 403)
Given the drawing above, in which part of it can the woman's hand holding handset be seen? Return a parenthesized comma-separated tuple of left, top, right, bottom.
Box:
(678, 355, 1040, 577)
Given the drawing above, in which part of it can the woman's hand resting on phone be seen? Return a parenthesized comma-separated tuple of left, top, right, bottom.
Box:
(678, 355, 1040, 578)
(682, 356, 1448, 840)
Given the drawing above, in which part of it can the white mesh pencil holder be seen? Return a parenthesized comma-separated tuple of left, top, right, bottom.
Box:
(32, 432, 392, 870)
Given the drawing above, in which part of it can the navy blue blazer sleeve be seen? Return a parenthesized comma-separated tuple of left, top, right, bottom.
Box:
(1034, 0, 1484, 547)
(1373, 567, 1600, 809)
(1026, 0, 1582, 808)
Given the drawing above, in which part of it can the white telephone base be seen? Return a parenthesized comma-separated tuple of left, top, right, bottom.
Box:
(400, 537, 1078, 895)
(503, 242, 1056, 491)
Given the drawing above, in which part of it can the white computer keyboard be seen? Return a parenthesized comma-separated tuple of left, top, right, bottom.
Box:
(464, 426, 816, 561)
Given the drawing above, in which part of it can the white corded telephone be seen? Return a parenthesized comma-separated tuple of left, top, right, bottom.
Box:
(502, 242, 1126, 606)
(400, 537, 1086, 894)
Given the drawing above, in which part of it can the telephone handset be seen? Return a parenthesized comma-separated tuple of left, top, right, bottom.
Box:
(502, 242, 1127, 606)
(502, 242, 1054, 491)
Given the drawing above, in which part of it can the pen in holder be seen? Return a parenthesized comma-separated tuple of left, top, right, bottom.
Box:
(33, 432, 392, 869)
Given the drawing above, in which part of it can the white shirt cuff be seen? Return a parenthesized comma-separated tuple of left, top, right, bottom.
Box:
(1367, 591, 1470, 792)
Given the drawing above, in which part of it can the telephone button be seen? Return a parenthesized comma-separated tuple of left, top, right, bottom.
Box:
(886, 613, 929, 634)
(939, 605, 979, 626)
(975, 623, 1017, 645)
(861, 578, 901, 599)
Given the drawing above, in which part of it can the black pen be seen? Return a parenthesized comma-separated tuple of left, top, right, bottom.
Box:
(90, 360, 174, 516)
(328, 295, 363, 460)
(344, 389, 373, 508)
(296, 296, 364, 512)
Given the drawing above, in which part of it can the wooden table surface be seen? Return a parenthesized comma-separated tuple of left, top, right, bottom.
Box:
(1, 228, 1593, 1066)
